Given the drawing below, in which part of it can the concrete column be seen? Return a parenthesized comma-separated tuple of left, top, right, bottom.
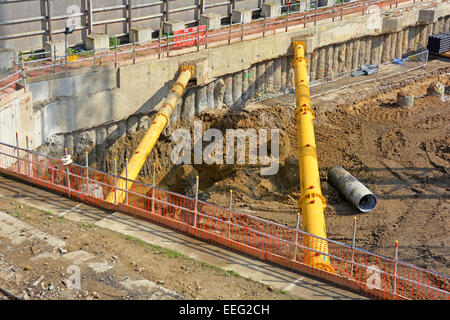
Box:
(248, 65, 256, 99)
(242, 70, 250, 103)
(425, 22, 433, 42)
(352, 39, 360, 70)
(332, 46, 339, 79)
(207, 82, 215, 110)
(170, 99, 181, 124)
(196, 85, 208, 115)
(325, 45, 334, 79)
(337, 43, 346, 75)
(182, 88, 196, 119)
(309, 51, 318, 80)
(445, 17, 450, 34)
(288, 62, 294, 88)
(265, 61, 274, 92)
(255, 62, 266, 95)
(402, 28, 409, 54)
(359, 38, 367, 67)
(410, 26, 420, 52)
(432, 21, 438, 35)
(380, 34, 389, 63)
(345, 42, 353, 71)
(214, 78, 226, 109)
(390, 33, 397, 61)
(223, 75, 233, 107)
(64, 134, 74, 157)
(232, 72, 243, 107)
(273, 58, 282, 89)
(395, 30, 403, 58)
(371, 36, 382, 65)
(436, 18, 444, 33)
(305, 54, 311, 82)
(316, 47, 326, 79)
(364, 37, 372, 66)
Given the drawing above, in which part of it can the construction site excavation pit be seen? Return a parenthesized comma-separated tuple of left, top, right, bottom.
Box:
(64, 67, 450, 278)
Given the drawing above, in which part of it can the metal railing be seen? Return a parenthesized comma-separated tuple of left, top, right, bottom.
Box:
(0, 140, 448, 300)
(1, 0, 433, 96)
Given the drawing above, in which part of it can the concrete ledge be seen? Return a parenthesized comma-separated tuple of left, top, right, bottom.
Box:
(418, 9, 438, 24)
(261, 2, 281, 18)
(232, 9, 252, 24)
(291, 0, 309, 12)
(200, 13, 221, 30)
(382, 16, 404, 33)
(0, 48, 17, 70)
(86, 34, 109, 51)
(44, 40, 65, 58)
(130, 26, 153, 43)
(163, 21, 185, 34)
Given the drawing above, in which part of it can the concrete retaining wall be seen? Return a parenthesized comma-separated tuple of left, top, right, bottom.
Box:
(3, 2, 450, 160)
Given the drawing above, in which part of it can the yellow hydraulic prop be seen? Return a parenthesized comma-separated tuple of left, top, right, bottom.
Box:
(106, 65, 194, 204)
(292, 42, 334, 273)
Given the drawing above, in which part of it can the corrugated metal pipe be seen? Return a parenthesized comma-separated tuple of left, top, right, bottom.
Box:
(328, 166, 377, 213)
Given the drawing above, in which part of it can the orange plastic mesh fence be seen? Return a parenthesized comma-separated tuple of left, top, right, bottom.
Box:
(0, 141, 448, 300)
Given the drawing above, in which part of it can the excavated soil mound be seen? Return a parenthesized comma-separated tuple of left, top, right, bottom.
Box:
(102, 73, 449, 275)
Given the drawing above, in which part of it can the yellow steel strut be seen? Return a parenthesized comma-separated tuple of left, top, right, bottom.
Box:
(292, 41, 334, 273)
(106, 65, 194, 204)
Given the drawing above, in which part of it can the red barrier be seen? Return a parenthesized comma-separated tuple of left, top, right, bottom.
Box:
(172, 25, 207, 49)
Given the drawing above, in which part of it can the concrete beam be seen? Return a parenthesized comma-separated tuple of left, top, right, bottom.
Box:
(86, 34, 109, 51)
(261, 2, 281, 18)
(163, 21, 185, 34)
(129, 26, 153, 43)
(232, 9, 252, 24)
(200, 13, 221, 30)
(0, 48, 17, 71)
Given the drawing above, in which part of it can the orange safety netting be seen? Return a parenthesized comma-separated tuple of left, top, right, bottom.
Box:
(0, 141, 448, 300)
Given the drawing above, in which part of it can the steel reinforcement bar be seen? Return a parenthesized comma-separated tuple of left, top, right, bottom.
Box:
(0, 141, 448, 300)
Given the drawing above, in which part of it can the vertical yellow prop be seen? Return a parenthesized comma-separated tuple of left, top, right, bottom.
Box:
(292, 42, 334, 273)
(106, 65, 194, 204)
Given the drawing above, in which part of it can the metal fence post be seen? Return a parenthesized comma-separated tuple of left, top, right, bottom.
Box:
(53, 45, 57, 74)
(194, 175, 199, 228)
(26, 135, 30, 176)
(20, 59, 27, 92)
(228, 19, 232, 44)
(340, 0, 343, 21)
(114, 36, 118, 68)
(205, 27, 208, 49)
(114, 158, 117, 205)
(394, 240, 399, 294)
(125, 158, 129, 205)
(167, 33, 170, 57)
(263, 16, 266, 37)
(350, 217, 357, 278)
(16, 132, 20, 173)
(332, 0, 336, 22)
(293, 212, 300, 261)
(314, 2, 317, 26)
(304, 4, 307, 28)
(93, 48, 96, 69)
(85, 151, 89, 192)
(133, 34, 136, 64)
(197, 24, 201, 51)
(285, 3, 289, 32)
(227, 189, 233, 238)
(64, 148, 71, 198)
(241, 21, 244, 42)
(158, 32, 162, 59)
(152, 162, 155, 214)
